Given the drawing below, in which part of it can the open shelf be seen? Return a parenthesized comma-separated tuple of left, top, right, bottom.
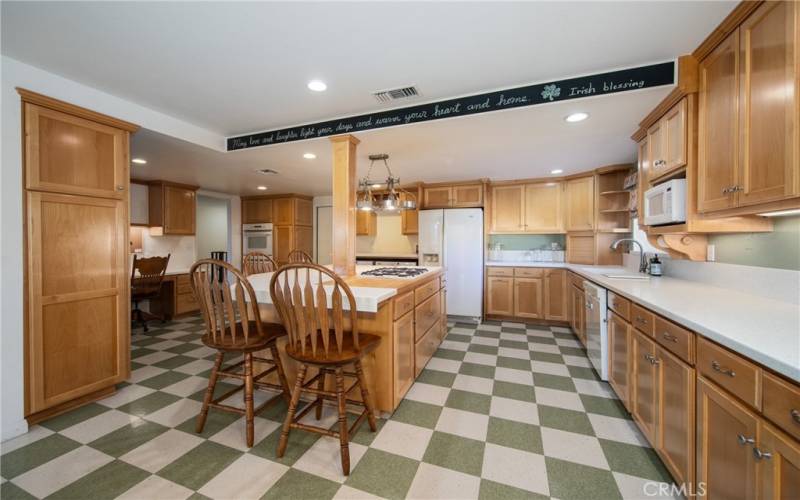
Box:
(599, 190, 630, 195)
(596, 167, 635, 233)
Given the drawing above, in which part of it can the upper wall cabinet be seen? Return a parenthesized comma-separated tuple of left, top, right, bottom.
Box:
(565, 176, 595, 231)
(698, 0, 799, 214)
(24, 102, 129, 200)
(490, 182, 565, 234)
(241, 198, 273, 224)
(647, 98, 687, 182)
(490, 185, 524, 232)
(273, 197, 312, 226)
(423, 183, 483, 208)
(148, 181, 198, 235)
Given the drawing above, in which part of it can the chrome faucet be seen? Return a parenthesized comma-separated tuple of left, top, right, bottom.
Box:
(610, 238, 647, 273)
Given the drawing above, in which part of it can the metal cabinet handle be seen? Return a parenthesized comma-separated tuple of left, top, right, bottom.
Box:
(635, 316, 647, 324)
(753, 448, 772, 460)
(712, 360, 736, 377)
(662, 332, 678, 343)
(116, 185, 124, 191)
(737, 434, 755, 446)
(790, 409, 800, 424)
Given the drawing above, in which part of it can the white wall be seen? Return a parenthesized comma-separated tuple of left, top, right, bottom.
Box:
(0, 56, 224, 441)
(196, 195, 230, 262)
(198, 190, 241, 267)
(140, 234, 197, 272)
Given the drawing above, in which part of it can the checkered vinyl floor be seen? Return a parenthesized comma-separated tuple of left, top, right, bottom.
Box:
(1, 315, 678, 500)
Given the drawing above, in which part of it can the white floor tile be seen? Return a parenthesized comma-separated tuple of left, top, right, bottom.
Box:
(120, 429, 203, 473)
(183, 346, 216, 359)
(425, 358, 461, 374)
(60, 410, 140, 444)
(501, 322, 525, 328)
(534, 387, 585, 412)
(128, 365, 168, 384)
(526, 329, 554, 339)
(531, 360, 571, 377)
(613, 471, 682, 500)
(481, 442, 549, 496)
(477, 324, 501, 332)
(143, 399, 203, 427)
(298, 404, 340, 430)
(490, 396, 539, 425)
(497, 347, 530, 360)
(528, 342, 562, 354)
(463, 352, 497, 367)
(499, 332, 528, 342)
(471, 336, 500, 347)
(0, 425, 53, 455)
(435, 407, 489, 441)
(209, 416, 280, 451)
(148, 340, 182, 351)
(589, 414, 648, 446)
(405, 383, 450, 406)
(333, 485, 384, 500)
(452, 374, 494, 395)
(563, 355, 592, 368)
(133, 351, 177, 365)
(97, 384, 156, 408)
(440, 340, 469, 352)
(494, 367, 534, 386)
(556, 338, 583, 348)
(370, 420, 433, 461)
(199, 453, 288, 498)
(293, 436, 367, 483)
(448, 327, 475, 335)
(541, 427, 609, 470)
(12, 446, 112, 498)
(115, 474, 194, 500)
(573, 379, 617, 399)
(161, 376, 210, 397)
(406, 462, 481, 500)
(172, 359, 214, 375)
(153, 330, 196, 340)
(551, 326, 573, 334)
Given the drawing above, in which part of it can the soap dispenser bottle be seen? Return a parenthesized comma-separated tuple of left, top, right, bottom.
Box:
(649, 254, 663, 276)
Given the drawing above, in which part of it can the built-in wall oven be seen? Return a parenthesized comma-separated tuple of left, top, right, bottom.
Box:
(243, 223, 273, 256)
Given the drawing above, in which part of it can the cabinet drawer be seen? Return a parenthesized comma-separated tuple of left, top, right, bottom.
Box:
(415, 291, 441, 341)
(514, 267, 543, 278)
(394, 291, 414, 320)
(630, 304, 654, 336)
(176, 291, 198, 315)
(697, 337, 761, 409)
(569, 272, 585, 290)
(415, 277, 440, 305)
(177, 283, 193, 295)
(653, 316, 694, 364)
(415, 322, 440, 377)
(607, 291, 630, 321)
(762, 372, 800, 441)
(487, 267, 514, 277)
(176, 274, 190, 287)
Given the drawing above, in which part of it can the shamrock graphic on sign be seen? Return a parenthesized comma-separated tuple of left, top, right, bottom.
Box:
(541, 84, 561, 101)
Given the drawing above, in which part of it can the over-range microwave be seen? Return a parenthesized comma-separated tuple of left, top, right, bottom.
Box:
(643, 179, 687, 226)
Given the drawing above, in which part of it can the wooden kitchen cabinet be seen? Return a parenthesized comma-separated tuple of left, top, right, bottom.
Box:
(565, 176, 595, 231)
(400, 191, 418, 235)
(487, 276, 514, 316)
(357, 210, 376, 236)
(272, 225, 293, 264)
(655, 345, 695, 490)
(148, 181, 197, 235)
(647, 98, 687, 182)
(393, 310, 415, 404)
(423, 183, 483, 208)
(513, 277, 543, 319)
(241, 198, 273, 223)
(758, 423, 800, 500)
(697, 377, 759, 500)
(490, 184, 525, 232)
(524, 182, 563, 233)
(608, 311, 631, 409)
(570, 285, 585, 345)
(273, 196, 313, 226)
(632, 330, 658, 443)
(423, 186, 452, 208)
(130, 181, 149, 226)
(543, 268, 567, 321)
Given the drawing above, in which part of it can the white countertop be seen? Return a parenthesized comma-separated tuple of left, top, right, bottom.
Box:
(487, 260, 800, 383)
(356, 253, 419, 259)
(486, 261, 566, 268)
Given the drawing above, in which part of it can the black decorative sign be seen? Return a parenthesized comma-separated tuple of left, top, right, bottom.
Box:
(227, 61, 674, 151)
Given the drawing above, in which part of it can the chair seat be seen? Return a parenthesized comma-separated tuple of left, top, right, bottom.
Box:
(285, 331, 380, 365)
(202, 321, 286, 352)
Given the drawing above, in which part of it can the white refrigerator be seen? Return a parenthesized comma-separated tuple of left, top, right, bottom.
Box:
(418, 209, 484, 319)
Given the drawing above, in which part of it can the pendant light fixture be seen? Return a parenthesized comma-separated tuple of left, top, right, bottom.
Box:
(357, 154, 417, 212)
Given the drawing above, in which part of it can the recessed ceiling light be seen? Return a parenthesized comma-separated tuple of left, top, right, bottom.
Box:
(565, 112, 589, 123)
(551, 169, 563, 174)
(131, 158, 147, 164)
(307, 80, 327, 92)
(257, 186, 267, 191)
(303, 152, 317, 159)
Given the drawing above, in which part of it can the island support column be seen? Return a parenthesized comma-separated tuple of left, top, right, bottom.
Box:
(330, 134, 360, 276)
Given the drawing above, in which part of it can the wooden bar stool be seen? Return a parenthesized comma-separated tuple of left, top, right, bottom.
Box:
(189, 259, 291, 447)
(287, 249, 313, 263)
(270, 263, 380, 475)
(242, 251, 277, 276)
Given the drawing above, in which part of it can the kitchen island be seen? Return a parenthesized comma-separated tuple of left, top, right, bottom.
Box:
(245, 266, 446, 413)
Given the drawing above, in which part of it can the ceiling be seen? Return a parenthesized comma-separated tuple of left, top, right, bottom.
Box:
(130, 86, 670, 196)
(2, 1, 735, 137)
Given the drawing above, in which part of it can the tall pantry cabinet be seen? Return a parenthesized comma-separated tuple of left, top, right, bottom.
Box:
(20, 89, 139, 422)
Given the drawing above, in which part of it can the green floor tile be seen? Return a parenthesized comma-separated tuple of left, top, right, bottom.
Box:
(545, 457, 622, 500)
(173, 333, 203, 342)
(390, 399, 442, 429)
(175, 409, 241, 439)
(116, 391, 181, 417)
(261, 469, 339, 500)
(474, 329, 501, 339)
(528, 336, 557, 346)
(131, 347, 157, 359)
(89, 420, 169, 457)
(500, 326, 526, 334)
(349, 416, 385, 446)
(599, 439, 673, 482)
(533, 373, 576, 392)
(416, 369, 456, 388)
(187, 492, 212, 500)
(129, 361, 145, 371)
(250, 425, 321, 466)
(479, 479, 548, 500)
(498, 339, 528, 350)
(158, 441, 241, 490)
(188, 381, 239, 402)
(0, 434, 80, 479)
(487, 417, 542, 454)
(560, 346, 587, 357)
(445, 333, 472, 343)
(345, 449, 419, 500)
(153, 355, 197, 370)
(468, 344, 499, 355)
(38, 403, 110, 431)
(138, 370, 191, 390)
(458, 362, 495, 379)
(496, 356, 531, 371)
(256, 398, 290, 423)
(432, 348, 465, 361)
(529, 351, 565, 364)
(492, 381, 535, 403)
(538, 405, 595, 436)
(47, 460, 149, 500)
(580, 394, 630, 419)
(166, 343, 204, 354)
(132, 337, 169, 348)
(422, 431, 485, 476)
(568, 365, 601, 381)
(552, 331, 577, 340)
(445, 389, 491, 414)
(0, 481, 37, 500)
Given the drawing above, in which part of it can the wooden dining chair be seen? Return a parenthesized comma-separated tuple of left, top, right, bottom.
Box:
(242, 251, 277, 276)
(270, 263, 380, 475)
(190, 259, 292, 447)
(131, 254, 170, 332)
(287, 249, 313, 263)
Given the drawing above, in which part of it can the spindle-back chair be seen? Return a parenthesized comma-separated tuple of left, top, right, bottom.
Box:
(242, 251, 277, 276)
(287, 249, 313, 263)
(131, 254, 170, 332)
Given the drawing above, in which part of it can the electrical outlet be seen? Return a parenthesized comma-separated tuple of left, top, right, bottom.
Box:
(706, 244, 715, 262)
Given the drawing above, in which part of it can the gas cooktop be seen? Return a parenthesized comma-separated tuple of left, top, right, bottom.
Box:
(360, 267, 428, 279)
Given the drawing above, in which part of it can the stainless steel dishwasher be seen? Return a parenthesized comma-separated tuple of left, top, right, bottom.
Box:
(583, 280, 609, 381)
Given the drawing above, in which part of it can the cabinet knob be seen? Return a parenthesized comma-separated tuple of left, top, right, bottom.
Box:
(737, 434, 755, 446)
(116, 185, 124, 191)
(661, 332, 678, 343)
(753, 448, 772, 460)
(790, 409, 800, 424)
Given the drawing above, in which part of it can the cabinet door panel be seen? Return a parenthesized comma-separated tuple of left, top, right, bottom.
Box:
(242, 199, 272, 223)
(393, 311, 415, 405)
(656, 346, 695, 489)
(565, 177, 595, 231)
(295, 198, 313, 226)
(401, 191, 419, 234)
(164, 186, 195, 235)
(697, 377, 758, 500)
(424, 187, 452, 208)
(452, 185, 482, 207)
(273, 198, 294, 225)
(647, 120, 665, 181)
(273, 225, 293, 264)
(491, 185, 524, 232)
(544, 269, 567, 321)
(513, 278, 543, 319)
(24, 103, 128, 199)
(632, 331, 657, 443)
(608, 311, 631, 409)
(738, 0, 798, 207)
(356, 211, 376, 235)
(758, 423, 800, 500)
(294, 225, 313, 257)
(525, 182, 563, 233)
(698, 30, 739, 212)
(663, 98, 688, 175)
(487, 277, 514, 316)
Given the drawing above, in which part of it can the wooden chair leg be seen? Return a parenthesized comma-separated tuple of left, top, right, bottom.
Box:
(335, 367, 350, 475)
(315, 368, 326, 420)
(270, 344, 291, 403)
(355, 359, 378, 432)
(277, 363, 307, 458)
(197, 351, 224, 433)
(244, 352, 255, 447)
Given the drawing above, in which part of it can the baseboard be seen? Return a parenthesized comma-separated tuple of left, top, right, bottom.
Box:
(26, 386, 116, 426)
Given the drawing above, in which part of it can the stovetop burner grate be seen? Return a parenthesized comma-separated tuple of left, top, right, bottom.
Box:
(360, 267, 428, 278)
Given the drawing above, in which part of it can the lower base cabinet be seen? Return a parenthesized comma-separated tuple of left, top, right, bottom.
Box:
(758, 423, 800, 499)
(486, 267, 567, 323)
(569, 285, 585, 345)
(514, 277, 543, 319)
(608, 311, 631, 409)
(393, 311, 415, 404)
(632, 330, 658, 443)
(487, 276, 514, 316)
